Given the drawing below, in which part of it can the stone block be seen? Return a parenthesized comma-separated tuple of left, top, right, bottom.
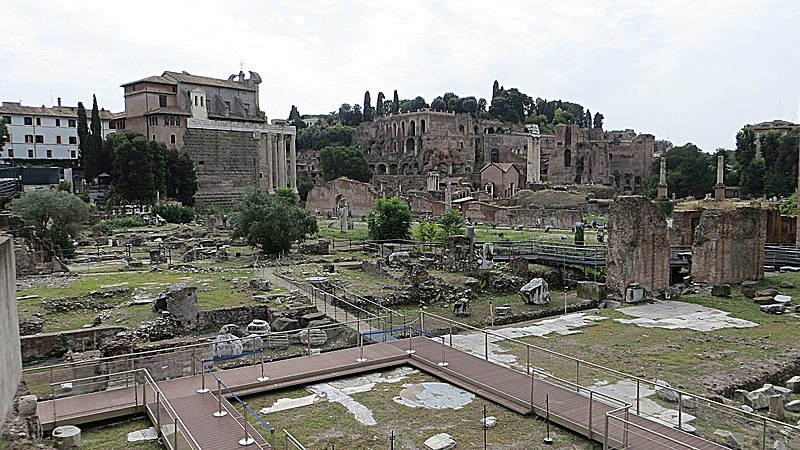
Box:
(53, 425, 81, 450)
(655, 379, 678, 402)
(711, 284, 731, 297)
(785, 399, 800, 412)
(576, 281, 607, 301)
(753, 296, 776, 305)
(424, 433, 456, 450)
(760, 304, 786, 314)
(300, 312, 326, 327)
(756, 288, 779, 298)
(271, 317, 300, 332)
(780, 280, 795, 288)
(519, 278, 550, 304)
(769, 395, 785, 421)
(17, 395, 38, 417)
(298, 329, 328, 346)
(625, 284, 645, 303)
(267, 333, 289, 350)
(786, 375, 800, 393)
(713, 430, 745, 450)
(773, 294, 792, 305)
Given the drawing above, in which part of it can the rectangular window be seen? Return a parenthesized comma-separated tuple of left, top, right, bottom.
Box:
(170, 134, 176, 144)
(69, 136, 77, 144)
(27, 149, 34, 158)
(56, 136, 62, 144)
(8, 149, 13, 158)
(35, 135, 44, 143)
(25, 135, 33, 143)
(2, 116, 10, 124)
(68, 119, 76, 127)
(55, 118, 61, 127)
(176, 117, 180, 126)
(36, 117, 41, 126)
(159, 95, 167, 107)
(70, 150, 76, 158)
(24, 117, 32, 125)
(46, 149, 52, 158)
(164, 116, 169, 126)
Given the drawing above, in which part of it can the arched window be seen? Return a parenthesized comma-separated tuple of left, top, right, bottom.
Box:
(490, 148, 500, 163)
(409, 121, 416, 136)
(564, 149, 572, 167)
(420, 119, 426, 133)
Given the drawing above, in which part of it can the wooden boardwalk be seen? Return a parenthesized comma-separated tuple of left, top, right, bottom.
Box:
(38, 337, 725, 449)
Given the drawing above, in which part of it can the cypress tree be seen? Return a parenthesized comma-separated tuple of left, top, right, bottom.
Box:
(376, 92, 385, 116)
(363, 91, 373, 121)
(76, 102, 91, 179)
(392, 90, 400, 114)
(89, 95, 107, 178)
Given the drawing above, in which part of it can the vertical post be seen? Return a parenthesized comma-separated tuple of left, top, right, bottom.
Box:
(156, 391, 161, 435)
(483, 404, 487, 450)
(677, 393, 682, 430)
(526, 345, 530, 375)
(390, 429, 395, 450)
(575, 360, 580, 392)
(438, 336, 449, 367)
(174, 418, 179, 449)
(762, 418, 767, 450)
(213, 380, 227, 417)
(484, 332, 488, 360)
(636, 379, 640, 415)
(239, 402, 254, 446)
(623, 408, 629, 447)
(134, 372, 139, 408)
(588, 391, 593, 440)
(603, 414, 609, 450)
(449, 324, 453, 347)
(257, 351, 269, 382)
(530, 369, 535, 413)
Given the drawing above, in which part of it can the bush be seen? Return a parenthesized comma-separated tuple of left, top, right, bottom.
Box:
(367, 197, 411, 240)
(100, 217, 144, 235)
(232, 188, 317, 255)
(152, 204, 195, 223)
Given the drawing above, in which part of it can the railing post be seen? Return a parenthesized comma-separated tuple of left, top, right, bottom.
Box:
(173, 417, 179, 449)
(156, 391, 161, 436)
(575, 360, 580, 392)
(134, 372, 139, 408)
(213, 380, 227, 417)
(438, 336, 449, 367)
(636, 379, 640, 415)
(623, 408, 629, 447)
(484, 332, 488, 360)
(529, 369, 535, 414)
(448, 324, 452, 347)
(677, 393, 682, 430)
(603, 414, 609, 450)
(526, 346, 530, 375)
(588, 391, 593, 440)
(762, 418, 767, 450)
(239, 402, 255, 446)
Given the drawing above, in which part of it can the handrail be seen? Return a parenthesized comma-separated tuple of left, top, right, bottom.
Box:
(420, 311, 800, 433)
(283, 429, 308, 450)
(140, 369, 203, 450)
(605, 411, 701, 450)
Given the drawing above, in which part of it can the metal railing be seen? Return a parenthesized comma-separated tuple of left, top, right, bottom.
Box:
(283, 429, 308, 450)
(418, 311, 800, 449)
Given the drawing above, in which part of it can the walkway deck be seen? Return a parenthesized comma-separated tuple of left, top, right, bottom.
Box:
(38, 338, 725, 449)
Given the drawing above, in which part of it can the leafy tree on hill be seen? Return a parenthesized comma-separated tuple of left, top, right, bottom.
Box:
(438, 208, 464, 237)
(10, 189, 92, 256)
(367, 197, 411, 240)
(107, 132, 167, 204)
(296, 125, 355, 151)
(593, 112, 604, 129)
(319, 145, 372, 182)
(643, 143, 715, 199)
(165, 149, 198, 206)
(232, 188, 317, 255)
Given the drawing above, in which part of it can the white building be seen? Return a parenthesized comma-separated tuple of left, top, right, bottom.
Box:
(0, 99, 119, 161)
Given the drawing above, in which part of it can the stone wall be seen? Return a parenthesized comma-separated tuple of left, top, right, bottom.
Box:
(606, 197, 669, 297)
(19, 326, 125, 363)
(691, 207, 767, 285)
(182, 128, 259, 207)
(670, 209, 703, 246)
(496, 207, 582, 229)
(305, 177, 381, 217)
(0, 236, 21, 420)
(764, 208, 796, 244)
(197, 305, 272, 330)
(0, 213, 58, 277)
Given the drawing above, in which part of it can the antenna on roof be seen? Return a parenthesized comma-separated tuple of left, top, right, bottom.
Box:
(50, 90, 53, 105)
(239, 60, 244, 72)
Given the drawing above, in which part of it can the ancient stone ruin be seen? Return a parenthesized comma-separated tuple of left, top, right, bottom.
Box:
(519, 278, 550, 304)
(691, 207, 767, 285)
(153, 284, 199, 329)
(606, 196, 669, 297)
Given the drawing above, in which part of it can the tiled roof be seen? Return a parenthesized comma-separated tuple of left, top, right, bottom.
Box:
(163, 71, 256, 91)
(143, 106, 192, 116)
(0, 103, 117, 119)
(120, 75, 176, 87)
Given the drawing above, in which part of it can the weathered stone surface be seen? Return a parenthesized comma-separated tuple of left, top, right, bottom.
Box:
(241, 335, 263, 353)
(297, 239, 330, 255)
(424, 433, 456, 450)
(267, 333, 289, 350)
(607, 196, 669, 297)
(245, 319, 270, 335)
(710, 284, 731, 297)
(249, 279, 271, 291)
(780, 279, 795, 288)
(576, 281, 607, 301)
(212, 333, 243, 358)
(300, 312, 326, 327)
(52, 425, 81, 449)
(681, 395, 697, 410)
(483, 416, 497, 428)
(153, 284, 199, 329)
(773, 294, 792, 305)
(756, 288, 779, 298)
(769, 395, 785, 420)
(713, 430, 745, 450)
(655, 380, 678, 402)
(298, 329, 328, 346)
(734, 389, 769, 410)
(774, 440, 788, 450)
(625, 283, 645, 303)
(786, 375, 800, 393)
(692, 207, 767, 285)
(753, 296, 777, 305)
(17, 395, 38, 417)
(271, 317, 300, 332)
(453, 298, 472, 316)
(663, 286, 682, 300)
(785, 399, 800, 412)
(760, 304, 786, 314)
(519, 278, 550, 304)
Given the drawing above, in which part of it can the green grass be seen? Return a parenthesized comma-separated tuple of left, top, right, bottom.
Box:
(47, 417, 161, 450)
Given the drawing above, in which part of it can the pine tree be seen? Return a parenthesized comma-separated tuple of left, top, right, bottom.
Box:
(376, 92, 385, 116)
(363, 91, 374, 121)
(492, 80, 500, 98)
(392, 90, 400, 114)
(288, 105, 305, 128)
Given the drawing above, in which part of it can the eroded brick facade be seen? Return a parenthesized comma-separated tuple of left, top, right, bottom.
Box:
(691, 207, 766, 285)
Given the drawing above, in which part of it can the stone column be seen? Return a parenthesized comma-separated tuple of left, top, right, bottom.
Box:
(271, 132, 279, 190)
(266, 133, 274, 192)
(278, 134, 287, 187)
(444, 184, 452, 211)
(657, 156, 668, 199)
(257, 133, 269, 191)
(532, 136, 541, 183)
(714, 155, 725, 200)
(289, 133, 297, 191)
(526, 135, 535, 185)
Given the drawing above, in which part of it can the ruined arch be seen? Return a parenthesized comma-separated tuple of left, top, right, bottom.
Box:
(490, 148, 500, 163)
(376, 163, 387, 175)
(401, 121, 406, 136)
(389, 163, 398, 175)
(406, 138, 416, 154)
(420, 119, 426, 133)
(392, 123, 397, 136)
(409, 120, 416, 136)
(458, 125, 465, 134)
(564, 149, 572, 168)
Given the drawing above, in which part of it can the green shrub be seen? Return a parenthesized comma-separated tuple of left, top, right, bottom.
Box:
(100, 217, 144, 235)
(152, 203, 195, 223)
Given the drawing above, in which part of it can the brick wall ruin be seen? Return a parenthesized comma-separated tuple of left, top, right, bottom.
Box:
(183, 128, 259, 207)
(691, 207, 767, 285)
(0, 213, 59, 277)
(305, 177, 381, 217)
(606, 196, 669, 297)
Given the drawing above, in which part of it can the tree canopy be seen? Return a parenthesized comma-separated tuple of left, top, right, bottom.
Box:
(367, 197, 411, 240)
(165, 149, 198, 206)
(319, 145, 372, 182)
(296, 125, 354, 151)
(10, 189, 92, 256)
(231, 188, 317, 255)
(643, 144, 715, 199)
(734, 125, 799, 198)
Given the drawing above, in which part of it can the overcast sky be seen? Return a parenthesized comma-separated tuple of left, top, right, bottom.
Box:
(1, 0, 798, 151)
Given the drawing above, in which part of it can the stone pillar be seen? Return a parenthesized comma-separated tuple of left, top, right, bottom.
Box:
(278, 134, 287, 187)
(257, 133, 268, 191)
(657, 156, 668, 199)
(444, 184, 452, 211)
(606, 196, 670, 297)
(525, 124, 541, 185)
(532, 135, 541, 183)
(526, 134, 535, 185)
(265, 133, 274, 191)
(714, 155, 726, 200)
(427, 172, 440, 191)
(289, 133, 297, 191)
